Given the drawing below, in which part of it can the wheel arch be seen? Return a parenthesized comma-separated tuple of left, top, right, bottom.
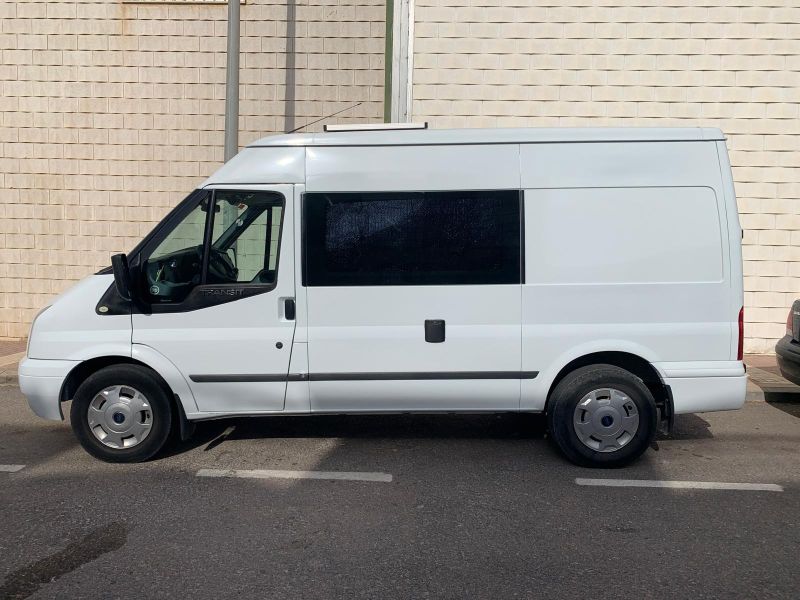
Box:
(60, 356, 145, 403)
(60, 354, 197, 442)
(544, 350, 670, 418)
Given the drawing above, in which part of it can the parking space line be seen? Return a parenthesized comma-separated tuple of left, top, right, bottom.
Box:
(575, 478, 783, 492)
(197, 468, 393, 483)
(0, 464, 25, 473)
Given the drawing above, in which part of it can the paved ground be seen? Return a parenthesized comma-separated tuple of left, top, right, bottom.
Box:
(0, 377, 798, 599)
(0, 341, 26, 385)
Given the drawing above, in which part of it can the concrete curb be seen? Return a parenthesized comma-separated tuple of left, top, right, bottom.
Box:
(0, 351, 23, 386)
(745, 380, 765, 402)
(0, 371, 18, 386)
(0, 351, 25, 367)
(746, 366, 800, 403)
(752, 389, 800, 403)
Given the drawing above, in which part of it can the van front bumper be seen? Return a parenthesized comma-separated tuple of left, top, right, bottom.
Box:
(18, 358, 78, 421)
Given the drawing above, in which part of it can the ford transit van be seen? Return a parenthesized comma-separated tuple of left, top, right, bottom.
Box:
(19, 125, 746, 467)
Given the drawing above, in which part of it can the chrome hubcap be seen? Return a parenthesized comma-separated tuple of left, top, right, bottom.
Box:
(87, 385, 153, 449)
(573, 388, 639, 453)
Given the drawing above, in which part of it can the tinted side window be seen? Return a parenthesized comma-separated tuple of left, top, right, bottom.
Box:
(304, 190, 521, 286)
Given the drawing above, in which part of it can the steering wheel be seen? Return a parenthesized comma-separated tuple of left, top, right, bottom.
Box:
(195, 246, 238, 283)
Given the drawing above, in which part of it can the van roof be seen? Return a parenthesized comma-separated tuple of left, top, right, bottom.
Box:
(248, 126, 725, 148)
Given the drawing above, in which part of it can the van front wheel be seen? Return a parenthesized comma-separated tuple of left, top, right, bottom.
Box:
(547, 365, 657, 468)
(70, 364, 174, 463)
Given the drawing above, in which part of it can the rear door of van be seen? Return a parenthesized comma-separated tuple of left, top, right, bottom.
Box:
(302, 144, 526, 412)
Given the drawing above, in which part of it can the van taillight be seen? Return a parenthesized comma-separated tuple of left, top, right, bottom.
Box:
(738, 307, 744, 361)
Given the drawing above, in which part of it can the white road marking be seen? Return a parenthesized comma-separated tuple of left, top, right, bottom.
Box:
(197, 468, 393, 483)
(575, 478, 783, 492)
(0, 464, 25, 473)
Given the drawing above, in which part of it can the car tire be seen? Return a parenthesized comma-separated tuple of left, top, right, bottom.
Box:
(547, 364, 658, 468)
(70, 364, 174, 463)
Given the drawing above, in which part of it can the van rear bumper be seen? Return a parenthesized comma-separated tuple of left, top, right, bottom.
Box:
(18, 358, 78, 421)
(663, 374, 747, 414)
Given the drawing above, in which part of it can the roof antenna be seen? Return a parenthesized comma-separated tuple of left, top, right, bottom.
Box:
(286, 102, 362, 134)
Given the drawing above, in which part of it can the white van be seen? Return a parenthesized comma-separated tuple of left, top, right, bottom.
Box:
(19, 125, 746, 467)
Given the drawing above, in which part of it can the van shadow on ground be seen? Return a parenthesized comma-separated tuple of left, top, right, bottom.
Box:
(164, 411, 715, 458)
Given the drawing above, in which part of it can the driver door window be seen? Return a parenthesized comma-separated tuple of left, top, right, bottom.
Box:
(211, 191, 283, 285)
(142, 190, 284, 305)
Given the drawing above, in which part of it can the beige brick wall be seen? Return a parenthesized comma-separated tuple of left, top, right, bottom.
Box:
(0, 0, 385, 338)
(412, 0, 800, 353)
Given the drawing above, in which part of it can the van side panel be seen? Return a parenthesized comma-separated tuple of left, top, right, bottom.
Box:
(520, 140, 738, 411)
(305, 144, 519, 192)
(520, 141, 721, 189)
(715, 140, 745, 361)
(527, 187, 724, 284)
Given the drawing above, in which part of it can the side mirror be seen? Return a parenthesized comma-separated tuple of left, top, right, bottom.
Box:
(111, 253, 133, 301)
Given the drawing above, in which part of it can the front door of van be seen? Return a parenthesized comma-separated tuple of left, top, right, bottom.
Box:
(303, 190, 524, 412)
(132, 185, 296, 414)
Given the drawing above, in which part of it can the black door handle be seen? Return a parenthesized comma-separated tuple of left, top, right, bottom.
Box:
(425, 319, 445, 343)
(284, 298, 296, 320)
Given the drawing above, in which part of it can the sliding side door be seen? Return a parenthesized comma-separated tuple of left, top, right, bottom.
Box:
(303, 189, 525, 412)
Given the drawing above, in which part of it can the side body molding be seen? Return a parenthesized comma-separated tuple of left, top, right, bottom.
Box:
(132, 344, 199, 415)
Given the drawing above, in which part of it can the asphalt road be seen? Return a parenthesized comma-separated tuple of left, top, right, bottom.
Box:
(0, 383, 798, 600)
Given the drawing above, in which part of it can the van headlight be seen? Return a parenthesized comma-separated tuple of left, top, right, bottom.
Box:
(26, 305, 51, 357)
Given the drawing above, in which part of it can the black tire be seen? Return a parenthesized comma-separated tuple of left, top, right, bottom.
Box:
(70, 364, 174, 463)
(547, 364, 658, 468)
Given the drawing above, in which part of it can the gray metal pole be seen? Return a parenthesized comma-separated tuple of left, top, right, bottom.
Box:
(222, 0, 241, 242)
(223, 0, 240, 162)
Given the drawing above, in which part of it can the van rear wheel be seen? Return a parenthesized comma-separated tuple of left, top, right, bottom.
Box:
(70, 364, 174, 463)
(547, 364, 657, 468)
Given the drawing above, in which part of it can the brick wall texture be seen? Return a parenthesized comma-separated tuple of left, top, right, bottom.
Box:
(412, 0, 800, 353)
(0, 0, 385, 338)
